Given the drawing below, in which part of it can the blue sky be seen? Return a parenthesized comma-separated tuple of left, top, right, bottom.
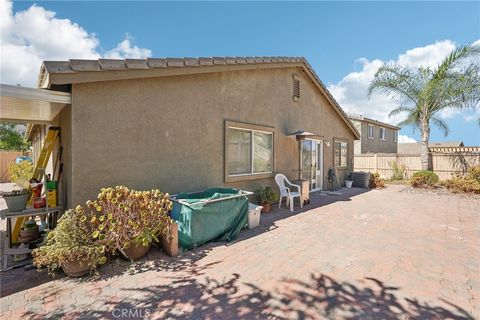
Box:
(4, 1, 480, 145)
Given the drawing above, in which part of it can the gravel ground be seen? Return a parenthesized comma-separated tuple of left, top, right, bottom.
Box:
(400, 185, 480, 199)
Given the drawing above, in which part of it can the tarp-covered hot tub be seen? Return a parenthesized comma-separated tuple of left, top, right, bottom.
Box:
(170, 188, 251, 249)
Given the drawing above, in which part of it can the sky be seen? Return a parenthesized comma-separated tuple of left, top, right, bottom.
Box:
(1, 0, 479, 145)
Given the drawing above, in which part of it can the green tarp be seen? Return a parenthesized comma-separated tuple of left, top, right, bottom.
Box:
(170, 188, 249, 249)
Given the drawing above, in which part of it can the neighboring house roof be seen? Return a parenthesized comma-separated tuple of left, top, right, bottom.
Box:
(37, 56, 360, 139)
(397, 143, 421, 154)
(398, 141, 465, 154)
(347, 114, 400, 130)
(430, 141, 464, 147)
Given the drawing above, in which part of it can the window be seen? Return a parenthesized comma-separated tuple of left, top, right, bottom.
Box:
(227, 127, 273, 176)
(393, 130, 398, 142)
(379, 127, 386, 140)
(334, 141, 348, 167)
(293, 74, 300, 101)
(367, 124, 374, 139)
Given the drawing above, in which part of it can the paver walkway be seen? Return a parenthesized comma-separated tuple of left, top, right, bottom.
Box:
(1, 185, 479, 319)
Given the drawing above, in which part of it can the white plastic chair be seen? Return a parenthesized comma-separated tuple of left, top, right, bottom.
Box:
(274, 174, 303, 212)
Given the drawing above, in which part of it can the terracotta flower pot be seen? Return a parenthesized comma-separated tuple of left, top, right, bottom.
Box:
(261, 202, 271, 213)
(62, 258, 91, 277)
(121, 242, 151, 260)
(19, 227, 40, 243)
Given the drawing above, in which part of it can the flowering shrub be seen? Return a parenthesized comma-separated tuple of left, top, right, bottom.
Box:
(8, 160, 33, 190)
(87, 186, 173, 256)
(32, 207, 107, 275)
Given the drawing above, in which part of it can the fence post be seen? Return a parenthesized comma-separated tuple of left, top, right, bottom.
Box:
(374, 153, 378, 173)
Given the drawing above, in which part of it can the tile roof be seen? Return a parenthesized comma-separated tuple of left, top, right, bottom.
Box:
(38, 56, 360, 139)
(41, 56, 305, 75)
(347, 114, 400, 130)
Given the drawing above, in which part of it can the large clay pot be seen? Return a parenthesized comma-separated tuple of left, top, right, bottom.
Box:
(62, 258, 91, 277)
(121, 242, 151, 260)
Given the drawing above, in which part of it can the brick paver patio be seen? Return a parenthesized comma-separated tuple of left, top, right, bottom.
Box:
(1, 185, 479, 319)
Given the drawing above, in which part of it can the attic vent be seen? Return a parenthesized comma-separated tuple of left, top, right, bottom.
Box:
(293, 75, 300, 101)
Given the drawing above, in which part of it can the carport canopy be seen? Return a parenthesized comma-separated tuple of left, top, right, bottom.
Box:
(0, 84, 71, 124)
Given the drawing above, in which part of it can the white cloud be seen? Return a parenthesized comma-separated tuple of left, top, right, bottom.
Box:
(398, 134, 416, 143)
(104, 37, 152, 59)
(396, 40, 456, 69)
(0, 0, 151, 87)
(328, 39, 479, 126)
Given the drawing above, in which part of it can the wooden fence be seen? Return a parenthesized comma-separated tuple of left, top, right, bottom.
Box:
(0, 151, 24, 182)
(354, 147, 480, 180)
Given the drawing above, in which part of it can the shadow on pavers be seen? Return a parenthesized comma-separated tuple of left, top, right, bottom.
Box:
(0, 187, 370, 297)
(22, 271, 475, 320)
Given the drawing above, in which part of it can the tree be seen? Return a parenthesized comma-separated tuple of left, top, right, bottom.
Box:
(0, 122, 31, 151)
(368, 43, 480, 170)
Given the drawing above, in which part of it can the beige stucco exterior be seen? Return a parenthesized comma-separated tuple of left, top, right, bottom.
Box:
(349, 118, 398, 154)
(53, 66, 356, 207)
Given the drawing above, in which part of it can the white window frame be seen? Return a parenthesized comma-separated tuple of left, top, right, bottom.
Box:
(334, 141, 348, 168)
(367, 124, 374, 139)
(393, 130, 398, 142)
(379, 127, 386, 141)
(227, 126, 274, 177)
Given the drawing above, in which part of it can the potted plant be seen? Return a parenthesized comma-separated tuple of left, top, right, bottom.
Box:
(87, 186, 174, 261)
(19, 219, 40, 243)
(345, 172, 353, 189)
(2, 160, 34, 211)
(254, 186, 278, 213)
(1, 189, 31, 212)
(32, 206, 107, 277)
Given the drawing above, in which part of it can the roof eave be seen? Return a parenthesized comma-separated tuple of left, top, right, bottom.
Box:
(39, 56, 360, 139)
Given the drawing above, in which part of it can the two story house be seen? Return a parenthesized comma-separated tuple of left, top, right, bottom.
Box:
(348, 114, 400, 154)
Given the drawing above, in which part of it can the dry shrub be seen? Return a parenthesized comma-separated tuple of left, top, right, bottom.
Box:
(443, 165, 480, 194)
(369, 173, 385, 189)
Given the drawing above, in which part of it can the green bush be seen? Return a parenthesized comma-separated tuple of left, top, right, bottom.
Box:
(8, 160, 33, 189)
(410, 170, 439, 188)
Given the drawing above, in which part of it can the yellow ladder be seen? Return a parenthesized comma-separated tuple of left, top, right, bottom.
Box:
(11, 127, 60, 242)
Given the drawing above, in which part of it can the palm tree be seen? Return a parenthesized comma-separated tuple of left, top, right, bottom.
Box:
(368, 43, 480, 170)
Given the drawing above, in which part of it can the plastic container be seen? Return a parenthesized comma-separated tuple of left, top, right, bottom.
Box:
(248, 203, 262, 229)
(345, 180, 353, 188)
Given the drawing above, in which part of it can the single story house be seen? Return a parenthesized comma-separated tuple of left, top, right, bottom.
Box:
(1, 57, 359, 208)
(347, 114, 400, 154)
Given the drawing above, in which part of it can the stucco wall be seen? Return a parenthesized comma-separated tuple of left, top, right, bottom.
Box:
(351, 120, 398, 154)
(69, 67, 355, 207)
(30, 106, 72, 208)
